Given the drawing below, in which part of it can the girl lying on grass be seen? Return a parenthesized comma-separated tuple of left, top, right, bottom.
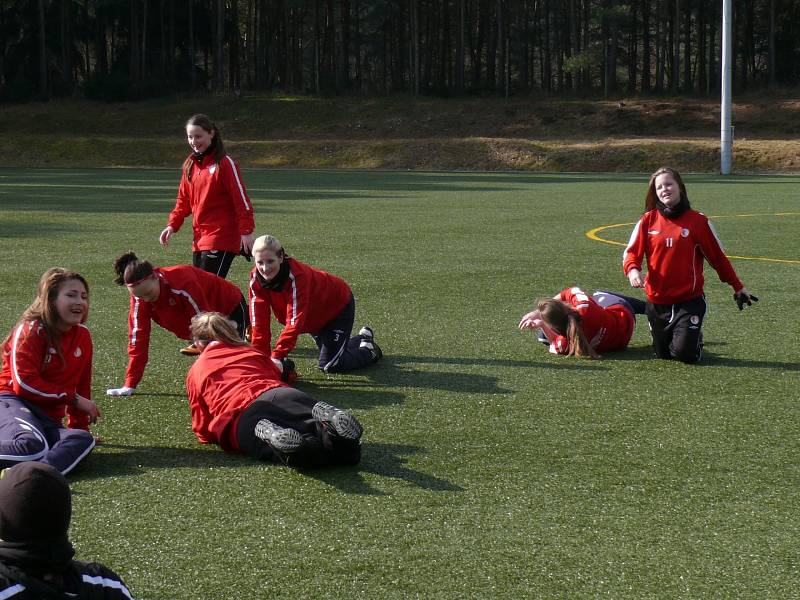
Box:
(519, 287, 645, 358)
(185, 312, 362, 469)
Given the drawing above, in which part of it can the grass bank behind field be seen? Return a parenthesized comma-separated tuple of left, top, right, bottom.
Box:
(4, 94, 800, 172)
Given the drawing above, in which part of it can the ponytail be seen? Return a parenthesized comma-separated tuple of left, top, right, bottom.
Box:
(113, 251, 154, 286)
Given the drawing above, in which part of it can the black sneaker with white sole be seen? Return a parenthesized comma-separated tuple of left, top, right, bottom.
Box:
(311, 402, 363, 441)
(254, 419, 303, 453)
(358, 325, 374, 339)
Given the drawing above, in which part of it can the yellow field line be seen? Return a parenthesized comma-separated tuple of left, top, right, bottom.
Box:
(586, 212, 800, 264)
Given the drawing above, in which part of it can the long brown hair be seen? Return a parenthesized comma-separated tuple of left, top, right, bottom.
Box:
(644, 166, 691, 214)
(190, 312, 248, 347)
(537, 299, 600, 359)
(182, 114, 226, 182)
(3, 268, 90, 365)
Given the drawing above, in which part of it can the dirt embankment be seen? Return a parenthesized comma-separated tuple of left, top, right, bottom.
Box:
(3, 94, 800, 172)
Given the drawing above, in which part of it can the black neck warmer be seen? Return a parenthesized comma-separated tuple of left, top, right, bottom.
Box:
(257, 258, 290, 291)
(657, 198, 690, 219)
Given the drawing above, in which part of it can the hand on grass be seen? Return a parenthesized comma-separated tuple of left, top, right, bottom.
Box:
(106, 386, 135, 397)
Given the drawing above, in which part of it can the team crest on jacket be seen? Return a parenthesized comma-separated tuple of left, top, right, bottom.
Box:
(74, 347, 82, 357)
(169, 298, 177, 306)
(681, 228, 690, 237)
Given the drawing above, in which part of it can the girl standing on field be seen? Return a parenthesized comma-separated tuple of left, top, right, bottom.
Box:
(185, 312, 363, 468)
(623, 167, 757, 364)
(159, 114, 256, 279)
(519, 287, 645, 358)
(106, 252, 249, 397)
(248, 234, 382, 379)
(0, 268, 100, 475)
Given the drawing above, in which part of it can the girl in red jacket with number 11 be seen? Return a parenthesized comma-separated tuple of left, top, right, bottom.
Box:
(623, 167, 757, 364)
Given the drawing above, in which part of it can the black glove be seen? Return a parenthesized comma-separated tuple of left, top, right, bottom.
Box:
(279, 358, 297, 383)
(734, 290, 759, 311)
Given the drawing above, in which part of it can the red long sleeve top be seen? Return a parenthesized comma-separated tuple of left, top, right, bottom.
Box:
(124, 265, 244, 388)
(0, 320, 93, 430)
(167, 152, 255, 253)
(248, 258, 352, 360)
(185, 341, 285, 452)
(548, 287, 635, 355)
(623, 209, 743, 305)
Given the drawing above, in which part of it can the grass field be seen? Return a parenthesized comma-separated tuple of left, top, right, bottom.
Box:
(0, 168, 798, 599)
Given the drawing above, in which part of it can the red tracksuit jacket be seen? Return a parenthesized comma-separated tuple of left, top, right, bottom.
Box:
(248, 258, 352, 360)
(549, 287, 634, 355)
(125, 265, 244, 388)
(0, 320, 92, 430)
(168, 151, 255, 253)
(623, 208, 743, 305)
(185, 341, 285, 452)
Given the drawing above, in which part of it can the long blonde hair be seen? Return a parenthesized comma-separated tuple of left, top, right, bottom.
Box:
(190, 312, 248, 346)
(537, 298, 600, 359)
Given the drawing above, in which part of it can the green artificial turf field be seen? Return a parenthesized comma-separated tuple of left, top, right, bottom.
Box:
(0, 168, 798, 599)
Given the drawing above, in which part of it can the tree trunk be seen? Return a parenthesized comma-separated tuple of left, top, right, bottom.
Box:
(130, 0, 140, 82)
(641, 0, 651, 91)
(188, 0, 196, 89)
(38, 0, 48, 97)
(456, 0, 465, 92)
(768, 0, 775, 86)
(671, 0, 679, 92)
(627, 0, 638, 93)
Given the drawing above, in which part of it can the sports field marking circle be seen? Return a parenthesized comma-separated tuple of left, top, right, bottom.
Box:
(586, 212, 800, 264)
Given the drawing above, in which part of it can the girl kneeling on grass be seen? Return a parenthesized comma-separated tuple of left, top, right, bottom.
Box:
(623, 167, 757, 364)
(519, 287, 646, 358)
(248, 234, 382, 380)
(106, 252, 249, 397)
(0, 268, 100, 475)
(185, 312, 362, 468)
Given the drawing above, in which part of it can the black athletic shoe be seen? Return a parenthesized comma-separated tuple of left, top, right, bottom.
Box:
(254, 419, 302, 453)
(311, 402, 363, 441)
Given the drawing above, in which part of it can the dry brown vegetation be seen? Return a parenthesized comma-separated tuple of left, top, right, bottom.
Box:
(3, 94, 800, 172)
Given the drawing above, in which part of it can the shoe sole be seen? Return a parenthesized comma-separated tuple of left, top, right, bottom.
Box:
(312, 402, 363, 440)
(255, 420, 303, 453)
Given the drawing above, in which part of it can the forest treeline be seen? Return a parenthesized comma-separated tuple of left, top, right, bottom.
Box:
(4, 0, 800, 102)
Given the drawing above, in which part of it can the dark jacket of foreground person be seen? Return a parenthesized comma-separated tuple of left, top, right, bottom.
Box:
(0, 462, 135, 599)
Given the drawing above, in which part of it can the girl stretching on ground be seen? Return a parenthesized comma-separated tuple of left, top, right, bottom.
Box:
(519, 287, 645, 358)
(249, 234, 382, 379)
(185, 312, 362, 468)
(106, 252, 248, 396)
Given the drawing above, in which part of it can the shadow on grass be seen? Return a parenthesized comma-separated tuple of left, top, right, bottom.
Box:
(72, 443, 250, 481)
(304, 442, 464, 496)
(74, 442, 463, 496)
(696, 355, 799, 370)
